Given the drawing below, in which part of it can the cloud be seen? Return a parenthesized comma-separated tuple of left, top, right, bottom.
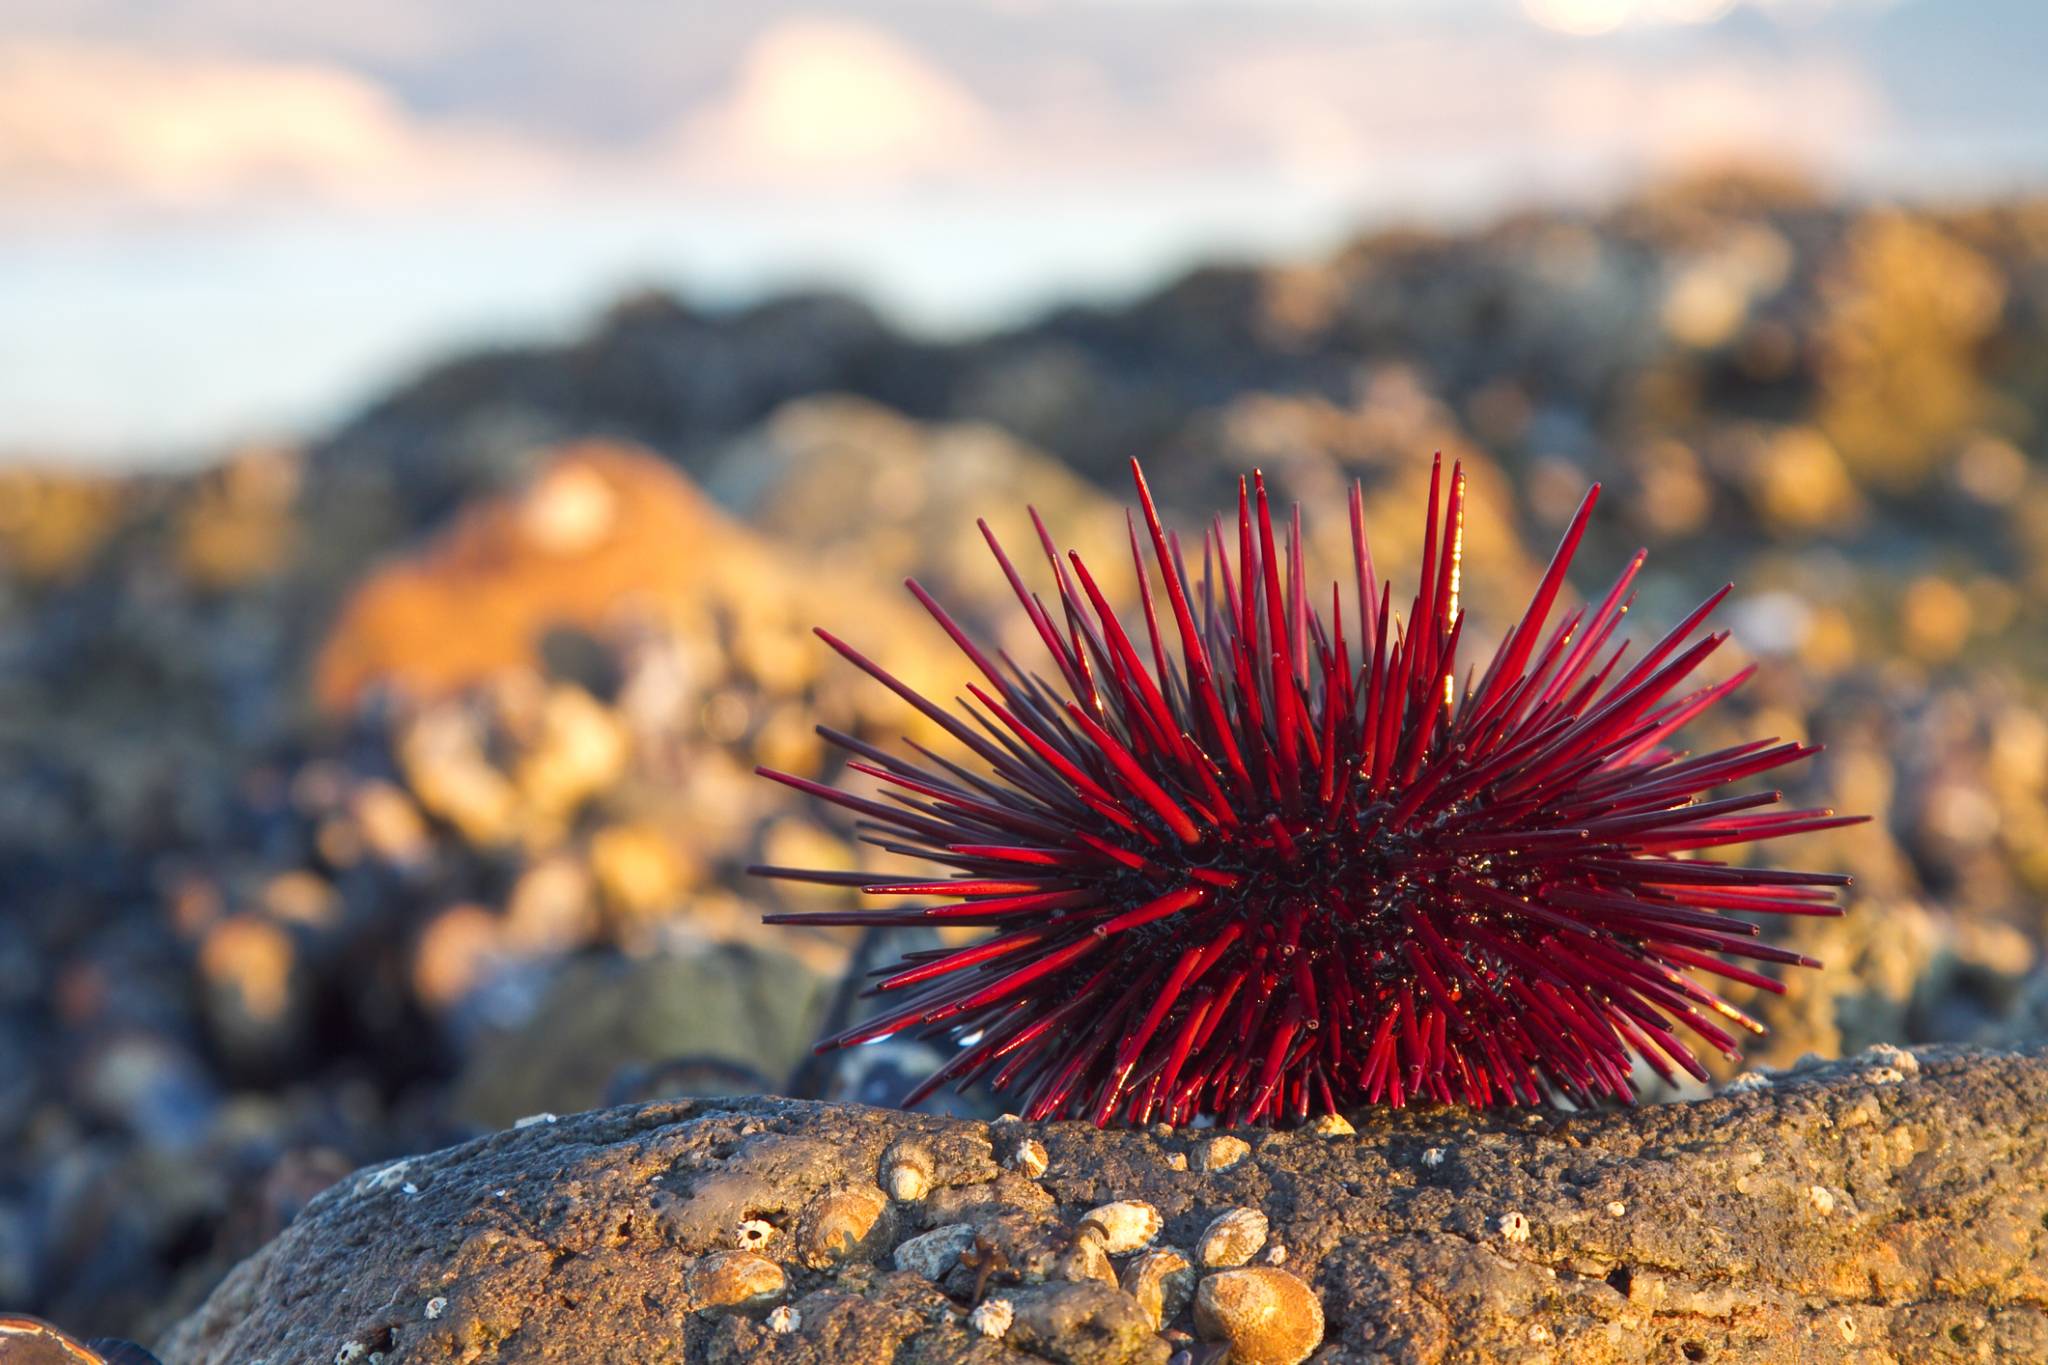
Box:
(666, 18, 994, 186)
(0, 38, 556, 210)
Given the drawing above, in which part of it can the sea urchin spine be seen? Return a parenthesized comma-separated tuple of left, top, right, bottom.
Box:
(753, 458, 1861, 1126)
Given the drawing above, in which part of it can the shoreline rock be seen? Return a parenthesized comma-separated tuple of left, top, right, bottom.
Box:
(162, 1042, 2048, 1363)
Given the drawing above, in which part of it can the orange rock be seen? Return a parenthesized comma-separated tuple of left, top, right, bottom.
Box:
(311, 441, 944, 723)
(314, 444, 724, 710)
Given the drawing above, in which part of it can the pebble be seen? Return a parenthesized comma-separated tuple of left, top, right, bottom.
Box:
(1080, 1199, 1163, 1254)
(893, 1222, 977, 1280)
(1194, 1266, 1325, 1365)
(1808, 1185, 1837, 1215)
(1197, 1207, 1269, 1267)
(1302, 1113, 1354, 1136)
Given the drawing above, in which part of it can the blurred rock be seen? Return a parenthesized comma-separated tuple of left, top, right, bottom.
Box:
(450, 942, 830, 1129)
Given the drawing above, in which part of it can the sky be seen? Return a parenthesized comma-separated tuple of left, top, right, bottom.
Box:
(3, 0, 2046, 463)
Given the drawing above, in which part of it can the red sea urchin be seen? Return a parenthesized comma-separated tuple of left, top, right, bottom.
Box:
(752, 458, 1861, 1126)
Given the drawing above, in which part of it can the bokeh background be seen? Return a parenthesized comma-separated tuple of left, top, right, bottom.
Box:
(5, 0, 2048, 1342)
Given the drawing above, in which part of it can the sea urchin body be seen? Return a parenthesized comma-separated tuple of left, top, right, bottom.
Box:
(753, 458, 1860, 1126)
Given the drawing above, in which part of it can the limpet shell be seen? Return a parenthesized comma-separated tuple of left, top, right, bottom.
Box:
(687, 1250, 786, 1314)
(1197, 1135, 1252, 1172)
(1121, 1246, 1195, 1328)
(1193, 1266, 1325, 1365)
(880, 1137, 935, 1202)
(794, 1185, 893, 1269)
(1197, 1207, 1269, 1268)
(1080, 1199, 1162, 1254)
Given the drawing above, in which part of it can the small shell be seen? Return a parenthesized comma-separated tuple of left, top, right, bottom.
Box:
(1007, 1138, 1049, 1179)
(423, 1297, 447, 1320)
(893, 1222, 978, 1280)
(1421, 1146, 1447, 1169)
(1497, 1210, 1531, 1244)
(1860, 1042, 1920, 1077)
(767, 1304, 800, 1335)
(688, 1250, 786, 1314)
(735, 1218, 776, 1251)
(1055, 1229, 1118, 1286)
(881, 1138, 935, 1202)
(1165, 1152, 1188, 1172)
(513, 1111, 558, 1128)
(1302, 1113, 1354, 1137)
(968, 1297, 1015, 1339)
(795, 1185, 893, 1269)
(1605, 1201, 1627, 1219)
(1807, 1185, 1836, 1215)
(1194, 1266, 1325, 1365)
(336, 1346, 367, 1364)
(1197, 1207, 1269, 1268)
(1723, 1071, 1774, 1094)
(1080, 1199, 1163, 1254)
(1197, 1135, 1252, 1172)
(1120, 1246, 1195, 1329)
(1262, 1242, 1288, 1266)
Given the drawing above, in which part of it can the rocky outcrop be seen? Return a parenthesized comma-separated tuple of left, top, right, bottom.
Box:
(163, 1043, 2048, 1364)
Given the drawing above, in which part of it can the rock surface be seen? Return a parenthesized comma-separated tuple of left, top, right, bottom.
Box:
(163, 1042, 2048, 1364)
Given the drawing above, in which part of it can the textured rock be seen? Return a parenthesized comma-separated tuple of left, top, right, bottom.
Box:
(162, 1043, 2048, 1364)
